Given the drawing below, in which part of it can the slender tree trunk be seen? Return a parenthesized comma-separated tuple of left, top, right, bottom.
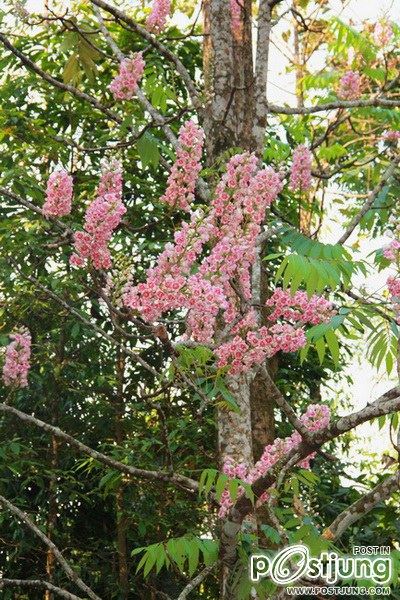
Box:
(292, 0, 314, 236)
(45, 434, 58, 600)
(292, 2, 304, 109)
(114, 343, 129, 599)
(203, 1, 279, 595)
(45, 330, 65, 600)
(203, 0, 257, 470)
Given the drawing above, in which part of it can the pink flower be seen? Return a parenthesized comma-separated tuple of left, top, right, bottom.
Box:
(218, 403, 331, 516)
(383, 130, 400, 144)
(122, 150, 333, 374)
(160, 120, 204, 212)
(230, 0, 243, 39)
(122, 151, 332, 376)
(2, 329, 31, 389)
(43, 169, 73, 217)
(70, 160, 126, 270)
(289, 145, 312, 191)
(338, 71, 362, 100)
(374, 21, 393, 47)
(109, 53, 145, 101)
(383, 239, 400, 261)
(266, 289, 334, 325)
(146, 0, 171, 33)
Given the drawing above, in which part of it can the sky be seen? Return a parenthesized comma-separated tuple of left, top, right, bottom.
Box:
(15, 0, 400, 478)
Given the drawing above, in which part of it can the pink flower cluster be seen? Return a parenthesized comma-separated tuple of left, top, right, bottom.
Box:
(266, 289, 334, 325)
(338, 71, 362, 101)
(219, 403, 331, 517)
(230, 0, 243, 39)
(70, 160, 126, 270)
(215, 325, 307, 375)
(123, 149, 335, 373)
(387, 276, 400, 322)
(109, 53, 145, 101)
(374, 20, 393, 47)
(2, 329, 31, 389)
(289, 145, 312, 192)
(124, 152, 285, 359)
(382, 221, 400, 322)
(43, 169, 73, 217)
(387, 277, 400, 297)
(160, 120, 204, 212)
(383, 130, 400, 143)
(215, 290, 333, 374)
(383, 238, 400, 261)
(146, 0, 170, 33)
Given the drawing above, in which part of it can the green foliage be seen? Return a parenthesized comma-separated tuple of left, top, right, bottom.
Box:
(330, 18, 377, 61)
(132, 535, 219, 578)
(0, 2, 399, 599)
(270, 228, 366, 295)
(198, 468, 255, 505)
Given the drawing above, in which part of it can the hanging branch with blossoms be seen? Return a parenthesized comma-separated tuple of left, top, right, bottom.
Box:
(2, 330, 31, 389)
(0, 0, 400, 598)
(70, 160, 125, 270)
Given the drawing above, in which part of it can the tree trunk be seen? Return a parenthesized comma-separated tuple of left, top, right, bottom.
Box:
(203, 0, 255, 159)
(114, 343, 129, 599)
(203, 0, 278, 595)
(45, 329, 65, 600)
(45, 433, 58, 600)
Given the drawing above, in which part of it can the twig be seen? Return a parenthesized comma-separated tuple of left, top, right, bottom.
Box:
(0, 402, 199, 493)
(322, 472, 400, 541)
(0, 579, 85, 600)
(176, 564, 216, 600)
(0, 495, 103, 600)
(338, 154, 400, 244)
(268, 97, 400, 115)
(90, 0, 202, 112)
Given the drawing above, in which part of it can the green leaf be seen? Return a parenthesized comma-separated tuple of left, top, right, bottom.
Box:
(261, 524, 281, 544)
(198, 468, 217, 497)
(63, 53, 79, 84)
(187, 539, 200, 577)
(137, 133, 160, 169)
(216, 381, 240, 413)
(325, 329, 340, 366)
(215, 473, 229, 501)
(315, 337, 326, 364)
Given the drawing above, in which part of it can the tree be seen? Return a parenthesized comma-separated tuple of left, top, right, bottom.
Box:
(0, 0, 399, 598)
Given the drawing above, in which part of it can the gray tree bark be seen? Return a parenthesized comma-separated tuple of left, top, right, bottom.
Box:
(202, 1, 281, 596)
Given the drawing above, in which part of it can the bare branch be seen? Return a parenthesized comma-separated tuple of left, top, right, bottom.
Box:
(0, 402, 199, 493)
(0, 579, 85, 600)
(8, 258, 162, 380)
(176, 565, 216, 600)
(0, 30, 182, 156)
(338, 153, 400, 244)
(322, 472, 400, 541)
(92, 3, 124, 60)
(0, 495, 103, 600)
(0, 186, 72, 236)
(0, 31, 120, 123)
(91, 3, 178, 148)
(258, 365, 313, 442)
(219, 386, 400, 567)
(90, 0, 202, 112)
(268, 97, 400, 115)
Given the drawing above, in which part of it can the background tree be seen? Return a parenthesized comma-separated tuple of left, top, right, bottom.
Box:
(0, 0, 399, 599)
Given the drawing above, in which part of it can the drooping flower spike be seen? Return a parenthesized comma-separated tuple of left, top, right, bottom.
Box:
(146, 0, 171, 33)
(2, 329, 31, 389)
(43, 169, 73, 218)
(109, 53, 145, 101)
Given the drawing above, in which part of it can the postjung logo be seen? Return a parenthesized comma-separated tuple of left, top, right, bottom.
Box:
(250, 544, 392, 586)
